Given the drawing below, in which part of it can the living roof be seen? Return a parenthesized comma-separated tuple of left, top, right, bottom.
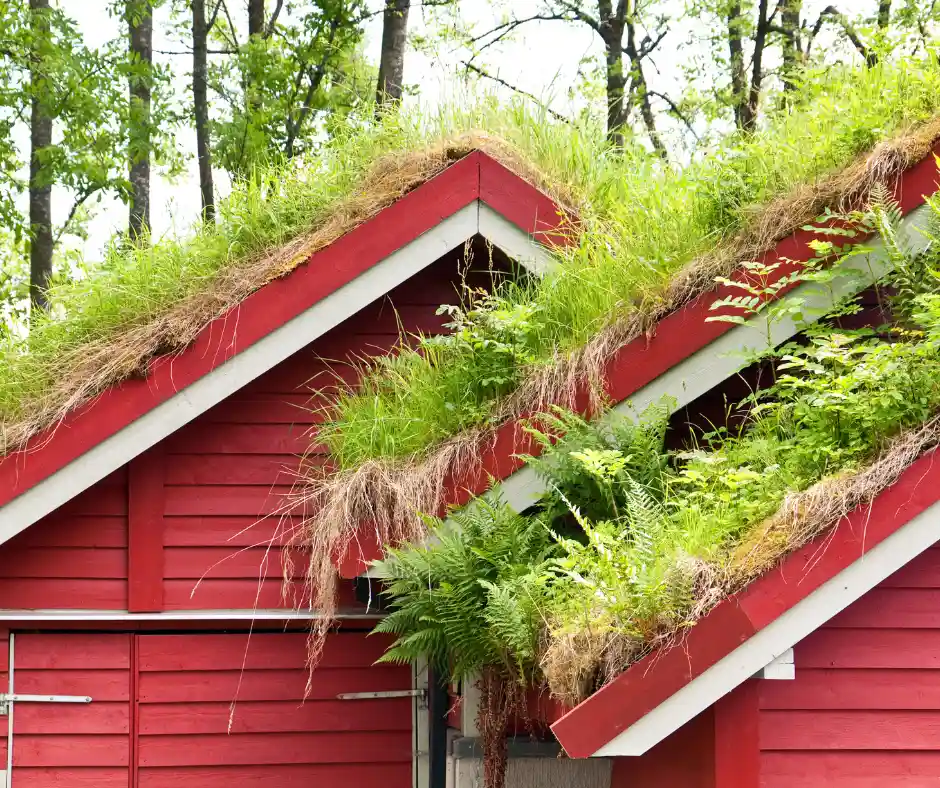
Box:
(1, 60, 939, 461)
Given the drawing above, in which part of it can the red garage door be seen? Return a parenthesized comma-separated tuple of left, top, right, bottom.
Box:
(7, 631, 413, 788)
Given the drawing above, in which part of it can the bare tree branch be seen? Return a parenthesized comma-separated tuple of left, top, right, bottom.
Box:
(463, 61, 571, 123)
(647, 89, 699, 140)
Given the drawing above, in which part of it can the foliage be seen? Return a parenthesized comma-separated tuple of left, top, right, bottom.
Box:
(322, 58, 940, 470)
(373, 191, 940, 707)
(373, 499, 557, 684)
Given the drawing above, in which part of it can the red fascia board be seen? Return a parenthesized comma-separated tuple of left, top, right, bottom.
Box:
(551, 445, 940, 758)
(0, 151, 564, 513)
(337, 145, 940, 576)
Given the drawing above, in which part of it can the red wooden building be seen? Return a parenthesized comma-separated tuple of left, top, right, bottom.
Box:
(1, 140, 940, 788)
(0, 153, 562, 788)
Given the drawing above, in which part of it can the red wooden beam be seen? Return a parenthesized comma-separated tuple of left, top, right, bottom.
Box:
(128, 447, 165, 613)
(713, 680, 760, 788)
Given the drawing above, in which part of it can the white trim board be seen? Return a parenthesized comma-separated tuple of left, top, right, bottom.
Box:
(487, 202, 935, 516)
(0, 201, 550, 549)
(593, 485, 940, 757)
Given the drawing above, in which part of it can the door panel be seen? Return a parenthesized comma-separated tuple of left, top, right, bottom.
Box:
(7, 632, 412, 788)
(10, 634, 131, 787)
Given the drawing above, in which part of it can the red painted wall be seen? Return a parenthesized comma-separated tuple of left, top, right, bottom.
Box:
(760, 543, 940, 787)
(0, 244, 499, 613)
(7, 630, 411, 788)
(0, 470, 128, 609)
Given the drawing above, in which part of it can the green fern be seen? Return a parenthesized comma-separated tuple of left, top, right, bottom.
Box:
(373, 498, 556, 684)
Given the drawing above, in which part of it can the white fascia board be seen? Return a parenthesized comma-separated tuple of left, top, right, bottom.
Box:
(488, 201, 935, 516)
(0, 608, 382, 621)
(478, 202, 558, 276)
(0, 201, 552, 548)
(594, 490, 940, 757)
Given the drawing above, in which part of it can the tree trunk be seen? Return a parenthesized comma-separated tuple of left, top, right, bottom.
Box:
(192, 0, 215, 223)
(780, 0, 803, 93)
(29, 0, 53, 311)
(727, 0, 748, 130)
(375, 0, 410, 111)
(623, 7, 666, 159)
(877, 0, 891, 31)
(248, 0, 265, 38)
(128, 0, 152, 242)
(742, 0, 770, 131)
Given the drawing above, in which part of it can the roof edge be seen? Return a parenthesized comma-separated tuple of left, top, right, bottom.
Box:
(552, 445, 940, 758)
(0, 151, 567, 539)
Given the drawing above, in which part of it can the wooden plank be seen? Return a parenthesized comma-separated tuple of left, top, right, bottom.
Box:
(162, 515, 300, 548)
(13, 767, 130, 787)
(714, 680, 759, 788)
(163, 455, 304, 487)
(163, 424, 313, 456)
(163, 547, 304, 580)
(0, 579, 127, 610)
(761, 709, 940, 750)
(166, 545, 307, 581)
(128, 448, 165, 612)
(162, 486, 306, 518)
(0, 548, 126, 580)
(828, 588, 940, 628)
(197, 395, 320, 426)
(138, 633, 392, 672)
(137, 731, 413, 767)
(880, 547, 940, 588)
(7, 515, 127, 549)
(761, 668, 940, 710)
(761, 751, 940, 787)
(162, 578, 309, 610)
(56, 485, 127, 517)
(14, 703, 129, 736)
(15, 634, 131, 670)
(137, 763, 412, 788)
(137, 667, 408, 703)
(13, 734, 130, 767)
(16, 669, 130, 701)
(797, 628, 940, 669)
(138, 699, 411, 735)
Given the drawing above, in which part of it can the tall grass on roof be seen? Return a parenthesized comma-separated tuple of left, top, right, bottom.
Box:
(374, 201, 940, 769)
(320, 59, 940, 472)
(273, 59, 940, 665)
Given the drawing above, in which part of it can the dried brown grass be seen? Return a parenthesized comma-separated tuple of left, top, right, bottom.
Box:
(287, 117, 940, 663)
(0, 132, 573, 458)
(511, 114, 940, 418)
(542, 419, 940, 707)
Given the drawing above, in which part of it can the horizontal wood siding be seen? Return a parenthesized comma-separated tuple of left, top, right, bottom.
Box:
(0, 471, 128, 610)
(136, 632, 412, 787)
(6, 631, 410, 787)
(760, 544, 940, 786)
(161, 250, 502, 610)
(12, 633, 130, 787)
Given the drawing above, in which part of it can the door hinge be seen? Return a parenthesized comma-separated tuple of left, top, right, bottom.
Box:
(337, 689, 427, 701)
(0, 694, 92, 716)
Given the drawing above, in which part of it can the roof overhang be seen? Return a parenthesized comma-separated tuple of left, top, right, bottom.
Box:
(0, 151, 565, 547)
(551, 444, 940, 757)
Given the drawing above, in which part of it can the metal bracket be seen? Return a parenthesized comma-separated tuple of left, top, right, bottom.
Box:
(337, 689, 427, 701)
(0, 694, 92, 716)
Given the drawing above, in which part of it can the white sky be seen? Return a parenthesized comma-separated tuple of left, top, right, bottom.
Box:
(51, 0, 875, 259)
